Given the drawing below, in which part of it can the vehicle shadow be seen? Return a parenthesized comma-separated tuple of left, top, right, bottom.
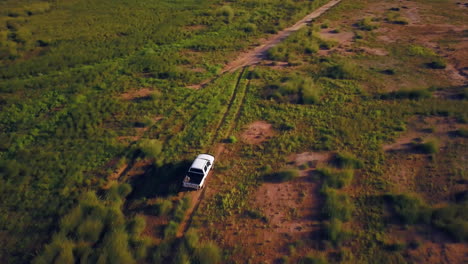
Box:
(127, 159, 191, 200)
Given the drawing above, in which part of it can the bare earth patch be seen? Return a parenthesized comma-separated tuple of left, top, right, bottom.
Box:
(120, 88, 154, 100)
(240, 121, 275, 144)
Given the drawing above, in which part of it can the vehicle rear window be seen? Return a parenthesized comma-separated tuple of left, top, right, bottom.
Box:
(189, 168, 204, 174)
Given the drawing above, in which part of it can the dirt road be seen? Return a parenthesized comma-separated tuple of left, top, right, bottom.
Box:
(222, 0, 342, 73)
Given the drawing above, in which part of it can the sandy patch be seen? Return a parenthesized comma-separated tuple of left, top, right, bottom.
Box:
(121, 88, 154, 100)
(240, 121, 275, 144)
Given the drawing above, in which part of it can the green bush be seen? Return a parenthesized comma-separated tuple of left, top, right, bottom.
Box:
(432, 204, 468, 242)
(322, 188, 354, 221)
(264, 169, 299, 182)
(155, 199, 173, 216)
(301, 79, 321, 104)
(128, 215, 146, 236)
(164, 221, 179, 240)
(323, 61, 361, 80)
(324, 219, 350, 247)
(227, 135, 238, 143)
(334, 152, 363, 169)
(416, 139, 439, 154)
(184, 228, 200, 251)
(242, 23, 257, 33)
(174, 197, 191, 222)
(357, 17, 379, 31)
(218, 6, 234, 23)
(317, 168, 353, 189)
(195, 242, 222, 264)
(138, 139, 163, 159)
(77, 218, 104, 243)
(386, 194, 431, 225)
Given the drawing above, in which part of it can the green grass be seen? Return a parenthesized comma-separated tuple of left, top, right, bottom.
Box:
(264, 169, 300, 182)
(317, 168, 354, 189)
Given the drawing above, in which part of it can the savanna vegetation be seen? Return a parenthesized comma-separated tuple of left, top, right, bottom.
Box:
(1, 0, 467, 263)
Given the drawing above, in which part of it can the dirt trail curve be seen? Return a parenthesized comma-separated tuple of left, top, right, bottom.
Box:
(222, 0, 342, 73)
(176, 0, 342, 238)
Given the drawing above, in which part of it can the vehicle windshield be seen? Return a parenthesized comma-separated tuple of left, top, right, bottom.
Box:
(187, 171, 204, 184)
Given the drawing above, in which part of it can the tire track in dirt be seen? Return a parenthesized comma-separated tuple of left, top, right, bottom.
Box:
(189, 0, 342, 90)
(222, 0, 342, 73)
(175, 0, 343, 238)
(176, 67, 249, 237)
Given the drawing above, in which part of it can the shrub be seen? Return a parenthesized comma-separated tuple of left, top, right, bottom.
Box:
(432, 204, 468, 242)
(164, 221, 179, 239)
(227, 135, 237, 143)
(416, 139, 439, 154)
(427, 59, 447, 69)
(408, 45, 436, 57)
(101, 229, 136, 264)
(138, 139, 163, 159)
(195, 242, 222, 264)
(324, 219, 350, 247)
(77, 218, 104, 243)
(322, 188, 353, 221)
(386, 194, 431, 225)
(174, 197, 191, 222)
(301, 79, 321, 104)
(118, 183, 132, 198)
(263, 169, 299, 182)
(242, 23, 257, 33)
(128, 215, 146, 236)
(155, 199, 173, 216)
(334, 152, 363, 169)
(317, 168, 354, 189)
(357, 17, 379, 31)
(184, 228, 200, 250)
(323, 61, 361, 80)
(218, 6, 234, 23)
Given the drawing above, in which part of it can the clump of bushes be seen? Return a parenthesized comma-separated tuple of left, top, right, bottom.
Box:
(33, 185, 149, 264)
(356, 17, 379, 31)
(408, 45, 436, 57)
(324, 219, 352, 247)
(242, 23, 257, 33)
(137, 139, 163, 159)
(322, 61, 362, 80)
(386, 193, 468, 242)
(153, 199, 173, 216)
(321, 187, 354, 221)
(334, 152, 363, 169)
(384, 193, 431, 225)
(317, 168, 354, 189)
(263, 169, 300, 182)
(218, 6, 234, 24)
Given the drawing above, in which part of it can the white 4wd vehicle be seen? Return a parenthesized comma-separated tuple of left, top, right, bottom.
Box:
(182, 154, 214, 190)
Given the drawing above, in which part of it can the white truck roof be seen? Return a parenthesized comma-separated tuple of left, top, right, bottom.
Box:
(190, 154, 214, 170)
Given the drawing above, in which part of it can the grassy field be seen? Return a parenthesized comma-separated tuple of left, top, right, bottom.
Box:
(1, 0, 467, 263)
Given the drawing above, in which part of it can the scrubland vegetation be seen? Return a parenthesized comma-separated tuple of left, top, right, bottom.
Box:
(1, 0, 467, 263)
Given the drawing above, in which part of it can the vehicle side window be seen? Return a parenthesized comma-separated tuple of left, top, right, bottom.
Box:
(204, 165, 208, 172)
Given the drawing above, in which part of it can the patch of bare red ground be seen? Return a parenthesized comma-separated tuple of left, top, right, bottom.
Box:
(240, 121, 275, 144)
